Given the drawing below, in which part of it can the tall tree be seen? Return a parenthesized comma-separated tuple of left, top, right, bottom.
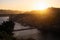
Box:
(0, 20, 15, 40)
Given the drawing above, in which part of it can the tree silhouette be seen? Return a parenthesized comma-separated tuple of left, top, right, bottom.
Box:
(1, 20, 15, 35)
(0, 20, 15, 40)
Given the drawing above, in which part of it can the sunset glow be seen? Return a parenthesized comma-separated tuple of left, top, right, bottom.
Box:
(33, 1, 49, 10)
(0, 0, 60, 11)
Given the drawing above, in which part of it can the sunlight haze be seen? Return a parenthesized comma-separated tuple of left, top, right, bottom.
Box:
(0, 0, 60, 11)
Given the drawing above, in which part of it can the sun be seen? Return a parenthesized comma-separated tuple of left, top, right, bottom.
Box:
(34, 2, 49, 10)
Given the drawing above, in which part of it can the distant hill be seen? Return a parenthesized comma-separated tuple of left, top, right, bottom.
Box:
(0, 7, 60, 14)
(0, 9, 23, 14)
(10, 7, 60, 32)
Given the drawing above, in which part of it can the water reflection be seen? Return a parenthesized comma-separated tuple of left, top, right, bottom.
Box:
(0, 17, 9, 24)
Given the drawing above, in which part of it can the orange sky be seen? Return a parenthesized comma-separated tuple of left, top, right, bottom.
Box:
(0, 0, 60, 11)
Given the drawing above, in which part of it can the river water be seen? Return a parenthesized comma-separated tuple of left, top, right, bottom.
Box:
(0, 17, 39, 40)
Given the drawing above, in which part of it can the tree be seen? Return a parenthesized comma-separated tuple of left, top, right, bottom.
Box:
(0, 20, 15, 40)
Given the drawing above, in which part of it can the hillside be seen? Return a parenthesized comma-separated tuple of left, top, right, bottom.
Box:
(0, 8, 60, 32)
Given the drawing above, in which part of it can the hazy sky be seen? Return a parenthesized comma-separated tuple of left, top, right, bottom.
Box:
(0, 0, 60, 11)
